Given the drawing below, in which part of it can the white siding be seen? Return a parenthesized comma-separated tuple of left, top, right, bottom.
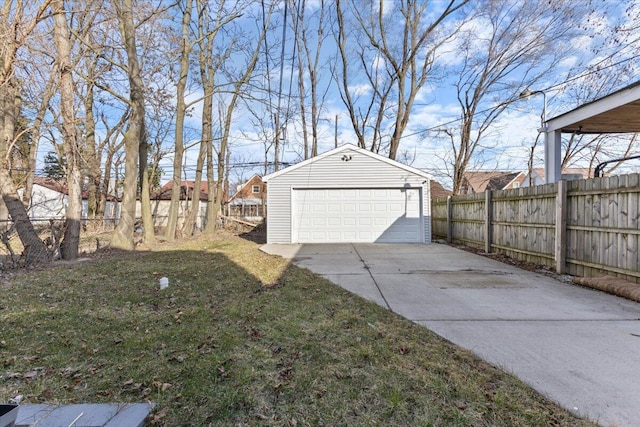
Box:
(265, 146, 431, 244)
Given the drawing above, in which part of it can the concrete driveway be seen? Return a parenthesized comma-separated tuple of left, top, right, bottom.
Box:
(261, 242, 640, 427)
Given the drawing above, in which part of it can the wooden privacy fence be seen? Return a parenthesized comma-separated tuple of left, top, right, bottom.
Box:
(432, 173, 640, 283)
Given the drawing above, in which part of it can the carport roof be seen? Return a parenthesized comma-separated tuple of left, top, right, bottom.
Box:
(262, 143, 433, 182)
(546, 80, 640, 134)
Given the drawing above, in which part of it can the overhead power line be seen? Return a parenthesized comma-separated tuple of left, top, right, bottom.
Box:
(399, 51, 640, 141)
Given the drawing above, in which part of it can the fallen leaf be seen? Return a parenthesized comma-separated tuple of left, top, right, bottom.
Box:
(23, 370, 38, 379)
(148, 406, 169, 424)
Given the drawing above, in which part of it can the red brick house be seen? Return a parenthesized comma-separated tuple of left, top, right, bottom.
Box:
(227, 174, 266, 220)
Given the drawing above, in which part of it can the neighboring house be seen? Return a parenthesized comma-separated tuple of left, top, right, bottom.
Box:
(227, 174, 266, 221)
(460, 171, 526, 194)
(521, 167, 591, 187)
(146, 180, 227, 230)
(430, 180, 453, 199)
(21, 177, 119, 223)
(263, 144, 433, 244)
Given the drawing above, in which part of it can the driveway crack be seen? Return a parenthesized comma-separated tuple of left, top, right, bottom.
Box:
(351, 244, 391, 311)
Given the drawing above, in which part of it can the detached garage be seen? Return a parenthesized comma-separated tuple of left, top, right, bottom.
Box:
(263, 144, 432, 244)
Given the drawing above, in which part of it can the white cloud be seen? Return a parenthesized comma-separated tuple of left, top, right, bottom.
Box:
(347, 83, 372, 97)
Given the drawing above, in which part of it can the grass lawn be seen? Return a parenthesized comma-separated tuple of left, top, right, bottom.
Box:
(0, 234, 594, 426)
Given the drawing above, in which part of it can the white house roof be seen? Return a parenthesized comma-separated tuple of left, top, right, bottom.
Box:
(262, 144, 432, 182)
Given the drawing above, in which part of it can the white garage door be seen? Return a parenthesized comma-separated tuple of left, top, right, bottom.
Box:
(292, 188, 422, 243)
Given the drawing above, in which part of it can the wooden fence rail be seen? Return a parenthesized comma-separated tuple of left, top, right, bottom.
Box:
(432, 173, 640, 283)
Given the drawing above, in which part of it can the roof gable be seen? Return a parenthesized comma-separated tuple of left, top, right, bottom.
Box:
(229, 174, 263, 201)
(463, 171, 525, 192)
(430, 180, 452, 198)
(263, 144, 432, 182)
(488, 172, 523, 190)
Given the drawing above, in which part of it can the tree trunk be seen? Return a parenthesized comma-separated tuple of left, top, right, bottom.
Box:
(182, 139, 205, 236)
(111, 0, 146, 250)
(0, 169, 49, 264)
(139, 132, 155, 244)
(164, 0, 192, 241)
(0, 0, 50, 265)
(204, 119, 216, 235)
(100, 151, 113, 219)
(139, 152, 155, 243)
(84, 80, 99, 221)
(53, 0, 83, 260)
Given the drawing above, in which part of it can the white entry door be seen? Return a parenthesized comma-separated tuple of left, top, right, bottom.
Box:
(292, 188, 422, 243)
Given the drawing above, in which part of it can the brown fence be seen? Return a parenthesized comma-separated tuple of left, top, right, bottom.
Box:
(432, 173, 640, 283)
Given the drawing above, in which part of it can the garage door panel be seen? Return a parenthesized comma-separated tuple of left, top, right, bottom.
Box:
(328, 217, 341, 226)
(312, 217, 326, 226)
(359, 217, 372, 226)
(293, 188, 422, 243)
(374, 217, 387, 226)
(343, 217, 357, 226)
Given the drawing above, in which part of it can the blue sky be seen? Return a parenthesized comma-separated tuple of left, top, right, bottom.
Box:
(170, 1, 638, 188)
(29, 0, 638, 190)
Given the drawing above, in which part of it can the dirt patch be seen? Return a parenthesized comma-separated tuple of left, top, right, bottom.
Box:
(448, 242, 640, 303)
(449, 244, 559, 278)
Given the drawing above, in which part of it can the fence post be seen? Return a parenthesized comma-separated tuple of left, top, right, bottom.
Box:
(446, 195, 452, 243)
(484, 190, 492, 253)
(555, 180, 567, 274)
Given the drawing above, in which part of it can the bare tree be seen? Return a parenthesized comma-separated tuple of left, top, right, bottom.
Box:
(205, 2, 274, 234)
(110, 0, 148, 249)
(52, 0, 83, 260)
(291, 0, 331, 159)
(0, 0, 51, 264)
(445, 0, 586, 194)
(335, 0, 468, 159)
(182, 0, 241, 236)
(164, 0, 193, 241)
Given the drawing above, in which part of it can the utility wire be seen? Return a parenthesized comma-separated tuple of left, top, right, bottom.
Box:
(399, 52, 640, 141)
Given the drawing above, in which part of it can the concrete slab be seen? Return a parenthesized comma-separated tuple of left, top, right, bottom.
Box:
(103, 403, 155, 427)
(357, 246, 523, 274)
(260, 243, 303, 259)
(15, 403, 153, 427)
(292, 253, 364, 275)
(295, 243, 358, 256)
(268, 242, 640, 427)
(322, 274, 387, 307)
(351, 243, 430, 255)
(420, 320, 640, 426)
(15, 404, 52, 426)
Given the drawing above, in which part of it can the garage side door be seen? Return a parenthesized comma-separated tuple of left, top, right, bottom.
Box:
(292, 188, 422, 243)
